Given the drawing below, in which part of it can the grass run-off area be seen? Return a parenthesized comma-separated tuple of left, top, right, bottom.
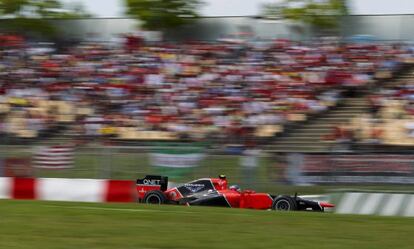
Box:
(0, 200, 413, 249)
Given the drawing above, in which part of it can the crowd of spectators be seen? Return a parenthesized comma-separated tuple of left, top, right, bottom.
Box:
(0, 33, 413, 144)
(351, 76, 414, 146)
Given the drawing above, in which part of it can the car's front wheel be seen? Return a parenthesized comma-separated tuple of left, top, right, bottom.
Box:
(142, 190, 167, 204)
(271, 196, 298, 211)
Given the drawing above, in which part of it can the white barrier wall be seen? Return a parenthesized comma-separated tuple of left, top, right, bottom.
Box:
(334, 192, 414, 217)
(0, 177, 136, 203)
(37, 178, 106, 202)
(0, 177, 11, 199)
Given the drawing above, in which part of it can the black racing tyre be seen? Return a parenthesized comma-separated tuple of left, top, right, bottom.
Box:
(272, 196, 298, 211)
(142, 190, 167, 205)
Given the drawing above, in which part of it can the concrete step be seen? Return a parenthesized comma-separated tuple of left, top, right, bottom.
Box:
(334, 105, 368, 110)
(267, 149, 330, 153)
(290, 127, 334, 132)
(323, 113, 368, 118)
(268, 143, 332, 148)
(272, 140, 330, 145)
(342, 101, 368, 105)
(318, 113, 367, 118)
(315, 120, 362, 125)
(293, 130, 333, 135)
(328, 106, 368, 111)
(296, 128, 341, 133)
(288, 124, 334, 129)
(280, 133, 329, 138)
(274, 137, 325, 142)
(316, 117, 358, 121)
(267, 145, 333, 152)
(328, 109, 369, 113)
(340, 99, 367, 102)
(266, 96, 373, 152)
(275, 135, 328, 140)
(307, 120, 356, 125)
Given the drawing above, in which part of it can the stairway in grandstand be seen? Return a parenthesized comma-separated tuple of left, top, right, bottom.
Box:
(267, 96, 370, 152)
(267, 66, 414, 153)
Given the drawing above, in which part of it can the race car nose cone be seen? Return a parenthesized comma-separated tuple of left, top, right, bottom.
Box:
(319, 202, 335, 208)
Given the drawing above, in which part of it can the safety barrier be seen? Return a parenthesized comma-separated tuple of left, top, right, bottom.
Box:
(3, 178, 413, 217)
(333, 191, 414, 217)
(0, 177, 136, 203)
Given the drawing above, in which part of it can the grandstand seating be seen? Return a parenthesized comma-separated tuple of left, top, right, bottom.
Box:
(0, 39, 413, 150)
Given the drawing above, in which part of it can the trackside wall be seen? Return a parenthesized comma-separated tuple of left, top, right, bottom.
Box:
(0, 177, 136, 203)
(332, 192, 414, 217)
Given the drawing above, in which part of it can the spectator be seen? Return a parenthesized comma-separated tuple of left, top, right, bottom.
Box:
(240, 142, 261, 188)
(0, 36, 411, 144)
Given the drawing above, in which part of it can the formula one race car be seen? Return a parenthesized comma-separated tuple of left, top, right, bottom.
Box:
(136, 175, 334, 211)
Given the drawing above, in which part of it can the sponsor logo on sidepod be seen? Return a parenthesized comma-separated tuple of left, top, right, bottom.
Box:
(184, 183, 205, 193)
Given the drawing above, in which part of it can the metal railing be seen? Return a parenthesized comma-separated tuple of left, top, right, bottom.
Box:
(2, 145, 414, 193)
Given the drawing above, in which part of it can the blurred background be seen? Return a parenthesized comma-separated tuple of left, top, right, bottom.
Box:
(2, 0, 414, 194)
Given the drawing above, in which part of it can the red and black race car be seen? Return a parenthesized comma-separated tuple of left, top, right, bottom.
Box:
(136, 175, 334, 211)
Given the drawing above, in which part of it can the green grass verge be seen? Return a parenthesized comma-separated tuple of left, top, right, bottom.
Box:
(0, 200, 413, 249)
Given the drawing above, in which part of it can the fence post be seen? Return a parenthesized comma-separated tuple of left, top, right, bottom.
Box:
(99, 141, 113, 179)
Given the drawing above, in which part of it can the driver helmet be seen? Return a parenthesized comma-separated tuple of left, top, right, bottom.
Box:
(229, 185, 241, 192)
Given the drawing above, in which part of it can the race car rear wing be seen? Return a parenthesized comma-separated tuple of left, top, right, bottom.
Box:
(136, 175, 169, 191)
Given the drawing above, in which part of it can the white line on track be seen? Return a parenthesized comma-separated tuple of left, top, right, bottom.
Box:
(43, 205, 198, 214)
(42, 205, 253, 216)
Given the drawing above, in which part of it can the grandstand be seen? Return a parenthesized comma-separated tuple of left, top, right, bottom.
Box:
(1, 36, 412, 154)
(268, 67, 414, 152)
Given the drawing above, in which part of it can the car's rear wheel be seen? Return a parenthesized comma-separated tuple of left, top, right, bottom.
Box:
(272, 196, 297, 211)
(142, 190, 167, 204)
